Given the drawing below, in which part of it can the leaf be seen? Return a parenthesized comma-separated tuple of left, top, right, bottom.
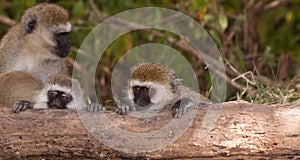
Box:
(72, 0, 85, 17)
(219, 14, 228, 31)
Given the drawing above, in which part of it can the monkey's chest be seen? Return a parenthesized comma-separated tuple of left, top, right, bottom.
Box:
(12, 56, 37, 72)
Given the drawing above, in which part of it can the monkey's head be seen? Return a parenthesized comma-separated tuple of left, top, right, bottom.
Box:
(21, 3, 71, 57)
(128, 63, 181, 108)
(34, 75, 85, 110)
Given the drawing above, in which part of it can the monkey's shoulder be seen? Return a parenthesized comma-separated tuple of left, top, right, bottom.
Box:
(178, 86, 209, 102)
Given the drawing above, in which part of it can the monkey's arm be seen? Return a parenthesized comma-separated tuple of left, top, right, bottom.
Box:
(12, 101, 105, 113)
(172, 97, 209, 118)
(12, 100, 35, 113)
(114, 99, 207, 118)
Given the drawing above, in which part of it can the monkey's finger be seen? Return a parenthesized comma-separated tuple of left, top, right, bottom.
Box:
(12, 100, 32, 113)
(181, 105, 188, 115)
(12, 102, 25, 113)
(86, 104, 94, 112)
(115, 107, 125, 115)
(87, 103, 105, 112)
(12, 104, 22, 113)
(173, 106, 186, 118)
(173, 99, 195, 118)
(172, 108, 179, 118)
(115, 105, 130, 115)
(89, 103, 99, 112)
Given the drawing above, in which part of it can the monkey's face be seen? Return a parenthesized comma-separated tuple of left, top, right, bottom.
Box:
(22, 4, 72, 58)
(39, 23, 72, 58)
(24, 19, 71, 58)
(132, 86, 156, 107)
(128, 80, 173, 110)
(47, 90, 73, 109)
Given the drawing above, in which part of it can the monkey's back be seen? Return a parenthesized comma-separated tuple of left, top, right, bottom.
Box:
(0, 71, 43, 108)
(0, 24, 24, 71)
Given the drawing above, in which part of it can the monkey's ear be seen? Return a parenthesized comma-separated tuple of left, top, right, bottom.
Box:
(24, 14, 37, 34)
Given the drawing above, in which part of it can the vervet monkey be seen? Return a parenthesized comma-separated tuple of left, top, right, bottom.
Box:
(12, 74, 86, 113)
(116, 63, 209, 118)
(0, 3, 71, 83)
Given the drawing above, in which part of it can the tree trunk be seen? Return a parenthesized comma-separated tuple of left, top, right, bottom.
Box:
(1, 101, 300, 159)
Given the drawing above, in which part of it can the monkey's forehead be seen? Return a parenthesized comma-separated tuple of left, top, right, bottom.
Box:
(48, 75, 72, 88)
(130, 63, 175, 84)
(22, 3, 69, 25)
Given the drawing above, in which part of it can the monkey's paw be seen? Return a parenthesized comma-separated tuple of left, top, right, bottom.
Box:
(172, 98, 195, 118)
(87, 103, 105, 112)
(115, 105, 130, 115)
(12, 100, 34, 113)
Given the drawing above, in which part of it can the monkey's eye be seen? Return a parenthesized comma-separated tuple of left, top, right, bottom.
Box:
(61, 93, 73, 102)
(48, 91, 58, 98)
(145, 87, 150, 93)
(133, 86, 140, 92)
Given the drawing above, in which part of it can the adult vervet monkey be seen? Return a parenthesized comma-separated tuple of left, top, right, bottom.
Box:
(0, 3, 71, 83)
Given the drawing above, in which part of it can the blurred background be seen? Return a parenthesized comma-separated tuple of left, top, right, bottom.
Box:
(0, 0, 300, 104)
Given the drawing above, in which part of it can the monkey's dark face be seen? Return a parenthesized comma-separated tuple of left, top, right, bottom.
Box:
(47, 90, 73, 109)
(132, 86, 156, 107)
(53, 32, 71, 58)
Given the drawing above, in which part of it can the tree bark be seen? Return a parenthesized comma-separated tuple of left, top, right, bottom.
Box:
(1, 101, 300, 159)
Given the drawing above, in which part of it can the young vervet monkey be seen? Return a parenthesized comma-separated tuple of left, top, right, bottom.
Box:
(116, 63, 209, 118)
(0, 3, 71, 84)
(0, 71, 43, 108)
(12, 74, 87, 113)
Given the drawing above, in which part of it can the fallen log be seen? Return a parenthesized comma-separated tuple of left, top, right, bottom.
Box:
(0, 101, 300, 159)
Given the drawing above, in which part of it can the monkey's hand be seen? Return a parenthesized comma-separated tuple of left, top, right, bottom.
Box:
(172, 98, 197, 118)
(115, 104, 131, 115)
(12, 100, 34, 113)
(86, 103, 105, 112)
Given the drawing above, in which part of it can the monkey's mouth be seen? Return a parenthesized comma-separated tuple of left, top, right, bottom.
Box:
(53, 32, 71, 58)
(133, 100, 154, 112)
(49, 105, 67, 109)
(134, 99, 151, 107)
(53, 46, 70, 58)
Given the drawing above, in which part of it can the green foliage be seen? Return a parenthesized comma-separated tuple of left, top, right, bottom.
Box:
(1, 0, 300, 103)
(258, 8, 299, 57)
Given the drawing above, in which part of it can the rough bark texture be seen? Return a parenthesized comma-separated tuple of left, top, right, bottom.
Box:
(1, 101, 300, 159)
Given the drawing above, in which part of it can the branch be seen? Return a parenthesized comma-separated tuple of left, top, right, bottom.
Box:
(263, 0, 292, 11)
(88, 0, 104, 19)
(1, 102, 300, 159)
(0, 15, 16, 27)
